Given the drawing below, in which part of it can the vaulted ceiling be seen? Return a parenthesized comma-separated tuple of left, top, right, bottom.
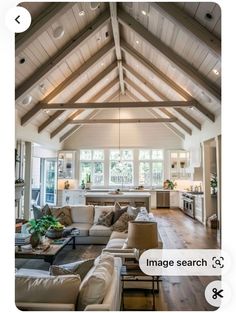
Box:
(15, 2, 221, 143)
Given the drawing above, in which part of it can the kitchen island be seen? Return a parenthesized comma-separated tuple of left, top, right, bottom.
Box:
(85, 191, 151, 211)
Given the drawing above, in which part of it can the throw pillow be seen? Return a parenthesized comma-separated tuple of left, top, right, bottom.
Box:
(127, 206, 141, 218)
(113, 202, 128, 224)
(32, 204, 52, 220)
(111, 212, 135, 232)
(15, 275, 81, 305)
(51, 206, 73, 226)
(49, 259, 95, 281)
(77, 255, 114, 310)
(97, 211, 114, 227)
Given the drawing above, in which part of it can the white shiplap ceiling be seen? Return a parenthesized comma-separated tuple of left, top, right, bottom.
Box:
(15, 2, 221, 143)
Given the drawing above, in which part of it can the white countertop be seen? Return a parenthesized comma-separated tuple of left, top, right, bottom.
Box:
(85, 191, 151, 198)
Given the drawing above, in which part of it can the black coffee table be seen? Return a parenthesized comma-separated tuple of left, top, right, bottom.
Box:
(15, 235, 77, 265)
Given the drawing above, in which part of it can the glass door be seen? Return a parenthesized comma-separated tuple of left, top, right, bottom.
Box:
(44, 158, 57, 205)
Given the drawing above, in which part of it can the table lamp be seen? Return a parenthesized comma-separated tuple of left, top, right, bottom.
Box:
(127, 221, 158, 259)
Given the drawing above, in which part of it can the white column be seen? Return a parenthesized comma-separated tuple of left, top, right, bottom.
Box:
(24, 142, 32, 220)
(202, 141, 211, 225)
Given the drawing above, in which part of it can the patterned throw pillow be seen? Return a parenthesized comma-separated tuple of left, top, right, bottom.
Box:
(111, 212, 135, 232)
(97, 211, 114, 227)
(113, 202, 128, 224)
(32, 204, 52, 219)
(51, 206, 73, 226)
(50, 259, 95, 281)
(127, 206, 141, 218)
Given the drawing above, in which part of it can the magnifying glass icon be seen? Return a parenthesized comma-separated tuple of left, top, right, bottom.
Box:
(215, 259, 221, 266)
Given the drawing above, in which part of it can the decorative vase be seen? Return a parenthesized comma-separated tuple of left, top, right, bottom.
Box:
(30, 232, 41, 248)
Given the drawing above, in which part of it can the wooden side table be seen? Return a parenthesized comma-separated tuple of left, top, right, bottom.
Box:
(120, 264, 159, 311)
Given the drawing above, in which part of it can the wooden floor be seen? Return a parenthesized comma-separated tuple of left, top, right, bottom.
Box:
(123, 208, 219, 311)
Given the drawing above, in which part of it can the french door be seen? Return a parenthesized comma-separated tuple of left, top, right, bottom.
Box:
(43, 158, 57, 206)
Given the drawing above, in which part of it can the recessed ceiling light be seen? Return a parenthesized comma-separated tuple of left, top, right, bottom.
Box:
(205, 12, 213, 20)
(101, 62, 105, 66)
(97, 36, 101, 42)
(212, 68, 220, 76)
(135, 40, 140, 44)
(79, 10, 85, 16)
(44, 109, 50, 114)
(141, 10, 147, 16)
(19, 58, 26, 64)
(22, 95, 32, 106)
(53, 26, 65, 39)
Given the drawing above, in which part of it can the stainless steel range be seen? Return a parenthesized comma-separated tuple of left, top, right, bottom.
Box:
(182, 193, 195, 218)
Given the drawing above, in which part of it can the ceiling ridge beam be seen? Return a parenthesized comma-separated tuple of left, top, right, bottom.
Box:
(121, 40, 215, 122)
(151, 2, 221, 58)
(69, 118, 177, 124)
(118, 8, 221, 102)
(109, 2, 125, 94)
(16, 9, 111, 100)
(39, 62, 117, 133)
(124, 77, 192, 135)
(41, 100, 196, 110)
(21, 41, 115, 126)
(16, 3, 75, 55)
(59, 91, 119, 142)
(123, 62, 201, 130)
(50, 78, 119, 138)
(126, 88, 185, 140)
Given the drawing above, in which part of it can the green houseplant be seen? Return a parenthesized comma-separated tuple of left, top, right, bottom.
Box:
(27, 215, 63, 247)
(210, 174, 217, 195)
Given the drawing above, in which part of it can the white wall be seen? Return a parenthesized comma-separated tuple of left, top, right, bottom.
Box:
(15, 109, 62, 150)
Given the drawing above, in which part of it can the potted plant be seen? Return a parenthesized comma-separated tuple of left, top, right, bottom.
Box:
(210, 174, 217, 195)
(45, 222, 64, 239)
(163, 179, 176, 190)
(27, 215, 62, 247)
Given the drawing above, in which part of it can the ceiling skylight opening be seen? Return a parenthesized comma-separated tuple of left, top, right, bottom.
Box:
(53, 26, 65, 39)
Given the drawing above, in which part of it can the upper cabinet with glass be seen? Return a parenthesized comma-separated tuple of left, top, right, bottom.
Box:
(169, 150, 190, 180)
(58, 151, 76, 179)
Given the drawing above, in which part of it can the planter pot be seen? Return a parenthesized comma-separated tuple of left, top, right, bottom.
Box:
(30, 233, 41, 248)
(46, 229, 63, 239)
(85, 182, 92, 189)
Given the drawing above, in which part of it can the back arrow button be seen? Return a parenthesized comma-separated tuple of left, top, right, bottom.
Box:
(15, 15, 20, 24)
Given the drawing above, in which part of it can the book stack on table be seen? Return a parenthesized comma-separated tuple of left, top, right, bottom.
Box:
(15, 233, 31, 246)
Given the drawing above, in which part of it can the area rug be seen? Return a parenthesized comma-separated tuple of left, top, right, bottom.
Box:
(15, 244, 105, 271)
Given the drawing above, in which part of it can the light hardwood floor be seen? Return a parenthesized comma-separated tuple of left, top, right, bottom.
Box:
(123, 208, 219, 311)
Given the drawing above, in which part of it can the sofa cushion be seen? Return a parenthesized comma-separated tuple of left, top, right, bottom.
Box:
(112, 212, 135, 232)
(105, 238, 126, 249)
(127, 206, 141, 218)
(70, 205, 94, 224)
(113, 202, 128, 224)
(32, 204, 51, 219)
(16, 268, 49, 278)
(51, 206, 73, 226)
(110, 231, 128, 240)
(15, 275, 81, 304)
(77, 255, 114, 310)
(97, 211, 114, 227)
(89, 225, 112, 237)
(49, 259, 95, 281)
(94, 206, 114, 224)
(69, 223, 91, 237)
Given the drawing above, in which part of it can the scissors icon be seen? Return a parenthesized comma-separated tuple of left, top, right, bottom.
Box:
(212, 288, 223, 300)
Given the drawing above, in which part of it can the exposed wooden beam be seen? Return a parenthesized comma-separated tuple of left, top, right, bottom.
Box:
(39, 62, 117, 133)
(118, 8, 221, 102)
(121, 40, 215, 122)
(41, 100, 196, 110)
(109, 2, 125, 94)
(16, 9, 111, 100)
(126, 89, 185, 140)
(16, 3, 74, 55)
(70, 118, 177, 124)
(59, 91, 119, 142)
(21, 42, 115, 126)
(125, 78, 192, 135)
(50, 78, 119, 138)
(123, 62, 201, 130)
(151, 2, 221, 58)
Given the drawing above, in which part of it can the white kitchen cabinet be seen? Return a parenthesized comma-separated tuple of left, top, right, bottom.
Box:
(58, 151, 76, 179)
(168, 150, 191, 180)
(57, 189, 85, 206)
(179, 192, 184, 210)
(150, 191, 157, 209)
(194, 195, 204, 223)
(170, 191, 179, 208)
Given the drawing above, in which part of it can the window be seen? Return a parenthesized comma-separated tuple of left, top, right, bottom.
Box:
(109, 149, 133, 186)
(139, 149, 163, 186)
(80, 150, 104, 186)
